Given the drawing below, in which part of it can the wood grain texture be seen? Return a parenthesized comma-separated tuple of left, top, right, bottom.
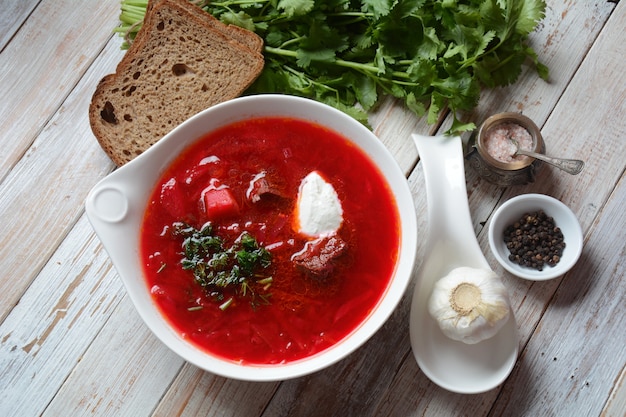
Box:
(0, 216, 124, 417)
(0, 0, 38, 50)
(604, 364, 626, 417)
(152, 366, 278, 417)
(490, 7, 626, 414)
(42, 291, 184, 417)
(493, 171, 626, 416)
(0, 34, 122, 323)
(0, 0, 120, 181)
(0, 1, 624, 416)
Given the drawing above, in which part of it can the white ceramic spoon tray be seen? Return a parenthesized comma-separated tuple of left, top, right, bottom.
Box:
(409, 134, 518, 394)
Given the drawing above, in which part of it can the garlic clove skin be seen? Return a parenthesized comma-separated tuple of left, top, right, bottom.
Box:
(428, 266, 511, 344)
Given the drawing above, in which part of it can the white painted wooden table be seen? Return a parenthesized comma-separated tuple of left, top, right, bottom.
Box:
(1, 1, 625, 416)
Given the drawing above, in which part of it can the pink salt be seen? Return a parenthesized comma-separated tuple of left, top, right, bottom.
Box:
(484, 123, 534, 163)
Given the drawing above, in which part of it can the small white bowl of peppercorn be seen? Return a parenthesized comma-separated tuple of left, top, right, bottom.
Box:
(488, 194, 583, 280)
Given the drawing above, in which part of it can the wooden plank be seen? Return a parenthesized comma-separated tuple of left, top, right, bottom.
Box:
(0, 216, 126, 417)
(369, 96, 437, 176)
(152, 365, 279, 416)
(38, 263, 278, 417)
(603, 364, 626, 417)
(41, 285, 184, 417)
(0, 0, 38, 50)
(0, 0, 119, 181)
(489, 4, 626, 414)
(0, 34, 123, 322)
(491, 174, 626, 416)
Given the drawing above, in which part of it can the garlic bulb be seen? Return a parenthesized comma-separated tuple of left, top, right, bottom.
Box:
(428, 266, 511, 344)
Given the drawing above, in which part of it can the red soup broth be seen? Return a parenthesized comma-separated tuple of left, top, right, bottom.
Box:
(141, 117, 401, 365)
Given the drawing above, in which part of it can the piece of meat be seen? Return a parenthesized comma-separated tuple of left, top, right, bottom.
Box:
(247, 171, 288, 203)
(292, 234, 347, 280)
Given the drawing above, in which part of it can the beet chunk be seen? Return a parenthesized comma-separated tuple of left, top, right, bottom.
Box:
(292, 234, 347, 279)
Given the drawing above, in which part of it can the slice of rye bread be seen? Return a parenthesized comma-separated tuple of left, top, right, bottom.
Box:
(88, 0, 264, 166)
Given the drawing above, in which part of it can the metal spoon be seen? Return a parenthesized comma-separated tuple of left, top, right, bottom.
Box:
(509, 137, 585, 175)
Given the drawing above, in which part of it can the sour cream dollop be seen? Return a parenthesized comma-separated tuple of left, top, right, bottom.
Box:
(295, 171, 343, 237)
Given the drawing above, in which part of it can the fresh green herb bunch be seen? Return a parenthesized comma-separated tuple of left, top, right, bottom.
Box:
(118, 0, 548, 133)
(173, 222, 273, 309)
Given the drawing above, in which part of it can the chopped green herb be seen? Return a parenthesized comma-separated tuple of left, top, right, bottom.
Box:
(173, 222, 273, 309)
(117, 0, 548, 134)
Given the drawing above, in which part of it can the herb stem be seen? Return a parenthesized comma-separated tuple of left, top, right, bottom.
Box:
(209, 0, 270, 6)
(219, 298, 233, 311)
(264, 46, 412, 81)
(278, 36, 304, 50)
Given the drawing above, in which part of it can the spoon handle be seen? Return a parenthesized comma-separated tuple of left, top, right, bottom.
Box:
(411, 134, 489, 270)
(517, 149, 585, 175)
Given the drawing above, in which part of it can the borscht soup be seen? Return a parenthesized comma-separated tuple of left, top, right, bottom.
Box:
(140, 117, 401, 365)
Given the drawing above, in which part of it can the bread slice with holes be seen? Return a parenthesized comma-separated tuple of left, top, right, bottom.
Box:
(88, 0, 264, 166)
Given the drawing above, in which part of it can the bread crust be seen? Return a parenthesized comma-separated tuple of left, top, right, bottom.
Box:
(145, 0, 264, 53)
(89, 0, 264, 166)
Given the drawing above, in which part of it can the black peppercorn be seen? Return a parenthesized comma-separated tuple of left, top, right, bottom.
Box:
(503, 210, 565, 271)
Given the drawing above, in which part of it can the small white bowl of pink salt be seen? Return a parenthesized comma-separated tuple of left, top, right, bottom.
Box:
(488, 194, 583, 280)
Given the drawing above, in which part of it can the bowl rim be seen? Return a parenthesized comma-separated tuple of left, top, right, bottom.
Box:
(85, 94, 418, 380)
(488, 193, 583, 281)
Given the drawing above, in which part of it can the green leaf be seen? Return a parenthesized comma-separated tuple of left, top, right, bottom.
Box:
(488, 47, 527, 86)
(405, 92, 427, 116)
(427, 93, 443, 125)
(278, 0, 315, 17)
(376, 14, 424, 58)
(173, 223, 272, 309)
(220, 11, 256, 31)
(265, 28, 288, 47)
(443, 42, 466, 60)
(353, 74, 378, 110)
(479, 0, 507, 39)
(536, 61, 549, 81)
(524, 45, 550, 80)
(417, 26, 441, 61)
(361, 0, 392, 19)
(514, 0, 547, 35)
(447, 116, 475, 134)
(320, 97, 370, 126)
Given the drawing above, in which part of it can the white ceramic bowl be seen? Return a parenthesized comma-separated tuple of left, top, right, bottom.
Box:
(488, 194, 583, 280)
(85, 94, 418, 381)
